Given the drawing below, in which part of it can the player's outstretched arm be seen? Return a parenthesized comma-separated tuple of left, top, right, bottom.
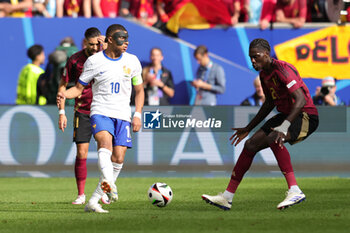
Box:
(230, 96, 274, 146)
(132, 83, 145, 132)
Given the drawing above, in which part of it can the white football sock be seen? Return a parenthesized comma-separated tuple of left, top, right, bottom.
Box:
(289, 185, 302, 193)
(112, 162, 123, 183)
(223, 190, 234, 202)
(89, 176, 105, 204)
(97, 148, 113, 182)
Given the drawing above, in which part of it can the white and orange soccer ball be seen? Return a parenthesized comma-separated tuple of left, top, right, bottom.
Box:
(147, 182, 173, 207)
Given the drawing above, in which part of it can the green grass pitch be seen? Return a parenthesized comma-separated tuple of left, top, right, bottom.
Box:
(0, 177, 349, 233)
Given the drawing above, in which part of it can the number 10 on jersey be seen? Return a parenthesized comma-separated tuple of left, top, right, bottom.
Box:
(110, 82, 120, 94)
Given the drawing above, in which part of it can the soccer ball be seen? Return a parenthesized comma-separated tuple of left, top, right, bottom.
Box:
(148, 182, 173, 207)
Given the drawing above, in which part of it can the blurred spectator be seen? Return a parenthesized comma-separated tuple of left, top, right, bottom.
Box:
(248, 0, 263, 23)
(312, 77, 345, 106)
(129, 0, 157, 26)
(37, 37, 78, 105)
(259, 0, 276, 30)
(192, 45, 226, 106)
(142, 47, 175, 105)
(92, 0, 122, 18)
(240, 76, 265, 106)
(32, 0, 51, 17)
(259, 0, 307, 29)
(56, 37, 79, 58)
(222, 0, 249, 25)
(154, 0, 186, 36)
(56, 0, 91, 17)
(16, 44, 45, 105)
(155, 0, 182, 23)
(309, 0, 329, 22)
(275, 0, 307, 28)
(46, 0, 56, 16)
(0, 0, 32, 17)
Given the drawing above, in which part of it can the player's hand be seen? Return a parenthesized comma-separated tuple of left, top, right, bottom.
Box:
(230, 127, 250, 146)
(98, 35, 107, 50)
(58, 114, 67, 132)
(272, 129, 286, 148)
(56, 92, 66, 108)
(272, 120, 290, 148)
(132, 116, 141, 132)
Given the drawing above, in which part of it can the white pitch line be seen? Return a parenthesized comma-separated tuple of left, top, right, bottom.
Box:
(17, 171, 50, 178)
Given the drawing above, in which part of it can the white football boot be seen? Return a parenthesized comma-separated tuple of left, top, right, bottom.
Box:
(277, 190, 306, 210)
(100, 193, 111, 205)
(101, 179, 118, 202)
(72, 194, 86, 205)
(201, 193, 232, 210)
(84, 202, 109, 213)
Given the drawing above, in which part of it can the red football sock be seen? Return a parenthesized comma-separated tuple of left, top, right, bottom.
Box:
(75, 157, 87, 196)
(269, 143, 297, 188)
(226, 148, 255, 193)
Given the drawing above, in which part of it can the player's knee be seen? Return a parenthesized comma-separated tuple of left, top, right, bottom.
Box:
(244, 139, 258, 153)
(77, 148, 88, 159)
(111, 154, 125, 164)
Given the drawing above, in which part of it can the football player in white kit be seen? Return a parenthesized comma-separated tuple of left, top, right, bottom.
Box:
(57, 24, 144, 213)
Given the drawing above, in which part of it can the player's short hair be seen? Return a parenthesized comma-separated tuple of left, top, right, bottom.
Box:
(249, 38, 271, 54)
(105, 24, 127, 38)
(27, 44, 44, 61)
(194, 45, 208, 56)
(84, 27, 101, 39)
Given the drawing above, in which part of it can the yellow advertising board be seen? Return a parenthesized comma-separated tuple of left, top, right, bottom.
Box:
(274, 25, 350, 79)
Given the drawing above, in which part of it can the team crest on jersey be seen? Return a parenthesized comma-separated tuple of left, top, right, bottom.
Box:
(92, 124, 96, 128)
(123, 66, 131, 75)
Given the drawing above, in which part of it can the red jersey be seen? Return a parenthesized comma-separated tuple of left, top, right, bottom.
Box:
(62, 50, 92, 115)
(100, 0, 120, 18)
(260, 59, 318, 116)
(276, 0, 307, 19)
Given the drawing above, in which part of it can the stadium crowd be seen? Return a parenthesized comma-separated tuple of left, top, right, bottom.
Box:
(10, 0, 349, 106)
(0, 0, 349, 29)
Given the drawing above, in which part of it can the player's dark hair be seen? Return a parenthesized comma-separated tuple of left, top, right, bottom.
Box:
(105, 24, 127, 38)
(194, 45, 208, 56)
(249, 38, 271, 54)
(85, 27, 101, 39)
(27, 44, 44, 61)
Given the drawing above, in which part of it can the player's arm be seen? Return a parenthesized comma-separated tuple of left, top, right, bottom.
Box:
(57, 79, 68, 132)
(247, 95, 275, 131)
(273, 88, 306, 146)
(285, 88, 306, 123)
(132, 83, 144, 132)
(57, 82, 84, 106)
(230, 88, 275, 146)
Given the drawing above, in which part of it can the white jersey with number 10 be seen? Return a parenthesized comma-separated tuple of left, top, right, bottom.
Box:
(79, 51, 142, 122)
